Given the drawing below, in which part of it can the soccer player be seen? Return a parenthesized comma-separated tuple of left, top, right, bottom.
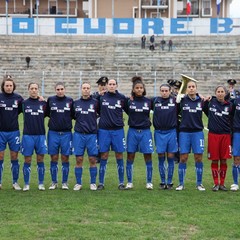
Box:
(152, 84, 178, 190)
(46, 82, 74, 190)
(0, 75, 23, 190)
(125, 76, 154, 190)
(176, 80, 205, 191)
(231, 95, 240, 191)
(92, 76, 108, 164)
(97, 78, 126, 190)
(203, 86, 233, 191)
(21, 82, 47, 191)
(72, 82, 99, 191)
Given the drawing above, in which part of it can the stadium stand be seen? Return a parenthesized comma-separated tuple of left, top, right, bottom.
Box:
(0, 35, 239, 99)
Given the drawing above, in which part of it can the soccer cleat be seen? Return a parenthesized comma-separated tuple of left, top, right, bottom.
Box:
(196, 184, 206, 191)
(146, 183, 153, 190)
(62, 183, 69, 190)
(12, 182, 22, 191)
(73, 184, 82, 191)
(212, 184, 219, 191)
(230, 184, 239, 191)
(118, 184, 125, 190)
(23, 185, 30, 191)
(125, 182, 133, 190)
(166, 183, 173, 190)
(176, 185, 184, 191)
(97, 184, 105, 190)
(159, 183, 166, 190)
(219, 185, 228, 191)
(38, 184, 45, 191)
(49, 182, 58, 190)
(90, 184, 97, 191)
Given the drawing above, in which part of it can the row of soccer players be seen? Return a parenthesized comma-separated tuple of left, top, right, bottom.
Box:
(0, 75, 239, 192)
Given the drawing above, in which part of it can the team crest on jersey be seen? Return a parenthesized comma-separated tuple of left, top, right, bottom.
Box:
(117, 100, 121, 105)
(197, 102, 201, 108)
(66, 103, 70, 108)
(14, 100, 18, 105)
(144, 102, 148, 107)
(224, 107, 229, 112)
(89, 104, 94, 109)
(39, 105, 43, 111)
(169, 98, 173, 104)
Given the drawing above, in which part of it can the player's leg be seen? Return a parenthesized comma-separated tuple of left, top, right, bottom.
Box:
(48, 131, 60, 189)
(176, 132, 190, 190)
(97, 129, 111, 190)
(140, 129, 154, 190)
(60, 132, 72, 190)
(111, 129, 126, 190)
(87, 134, 98, 191)
(231, 133, 240, 191)
(21, 135, 34, 191)
(35, 135, 47, 191)
(8, 130, 21, 190)
(192, 131, 205, 191)
(125, 128, 138, 190)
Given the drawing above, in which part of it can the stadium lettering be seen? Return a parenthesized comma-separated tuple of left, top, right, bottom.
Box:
(9, 18, 235, 35)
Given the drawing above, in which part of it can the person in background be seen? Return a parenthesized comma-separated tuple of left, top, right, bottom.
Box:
(176, 80, 205, 191)
(226, 79, 240, 100)
(203, 86, 233, 191)
(125, 76, 153, 190)
(92, 76, 108, 163)
(0, 75, 23, 190)
(141, 35, 146, 49)
(152, 83, 178, 190)
(21, 82, 47, 191)
(46, 82, 74, 190)
(72, 82, 99, 191)
(97, 79, 126, 190)
(168, 39, 173, 51)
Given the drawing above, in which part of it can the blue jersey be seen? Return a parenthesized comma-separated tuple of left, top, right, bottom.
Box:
(126, 96, 151, 129)
(232, 98, 240, 132)
(152, 96, 177, 130)
(99, 91, 127, 130)
(203, 97, 232, 134)
(46, 95, 74, 132)
(179, 95, 204, 132)
(22, 98, 47, 135)
(73, 96, 99, 134)
(0, 92, 23, 131)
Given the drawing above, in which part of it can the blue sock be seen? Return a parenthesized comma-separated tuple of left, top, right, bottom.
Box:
(146, 160, 153, 183)
(167, 157, 175, 184)
(0, 160, 3, 184)
(50, 161, 58, 183)
(195, 162, 203, 186)
(37, 162, 45, 185)
(23, 163, 31, 185)
(117, 159, 124, 184)
(178, 162, 187, 186)
(62, 162, 69, 183)
(75, 167, 83, 185)
(99, 159, 107, 185)
(232, 165, 238, 185)
(158, 156, 166, 184)
(11, 160, 20, 184)
(89, 167, 97, 184)
(126, 160, 134, 183)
